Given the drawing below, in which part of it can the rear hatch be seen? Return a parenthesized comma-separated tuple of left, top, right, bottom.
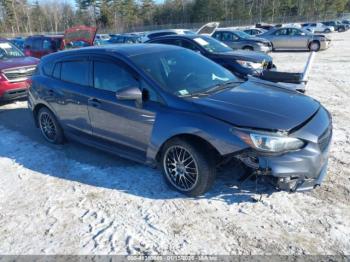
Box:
(62, 26, 97, 49)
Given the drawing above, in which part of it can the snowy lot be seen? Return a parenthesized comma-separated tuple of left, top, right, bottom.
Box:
(0, 32, 350, 255)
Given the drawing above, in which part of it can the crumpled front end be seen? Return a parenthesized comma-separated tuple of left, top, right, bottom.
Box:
(235, 106, 332, 192)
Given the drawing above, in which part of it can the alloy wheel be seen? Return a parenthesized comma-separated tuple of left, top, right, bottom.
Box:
(163, 146, 199, 192)
(39, 112, 57, 142)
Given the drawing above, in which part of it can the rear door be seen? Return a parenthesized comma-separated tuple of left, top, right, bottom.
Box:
(87, 56, 160, 160)
(288, 28, 309, 49)
(213, 31, 240, 49)
(270, 28, 289, 49)
(49, 58, 92, 135)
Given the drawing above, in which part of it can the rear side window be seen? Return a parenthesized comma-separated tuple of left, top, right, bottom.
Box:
(93, 61, 138, 92)
(53, 63, 61, 79)
(42, 61, 55, 76)
(61, 61, 89, 86)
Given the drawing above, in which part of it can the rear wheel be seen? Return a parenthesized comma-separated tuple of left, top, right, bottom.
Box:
(160, 138, 216, 196)
(38, 107, 64, 144)
(324, 29, 331, 33)
(309, 41, 320, 52)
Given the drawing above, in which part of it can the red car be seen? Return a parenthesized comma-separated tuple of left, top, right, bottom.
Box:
(23, 26, 97, 59)
(23, 35, 63, 58)
(0, 40, 39, 102)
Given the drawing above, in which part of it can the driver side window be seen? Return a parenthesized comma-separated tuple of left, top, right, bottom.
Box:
(289, 28, 301, 36)
(181, 40, 200, 52)
(93, 61, 139, 92)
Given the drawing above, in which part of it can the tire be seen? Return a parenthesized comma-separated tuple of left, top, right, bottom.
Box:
(324, 29, 330, 33)
(160, 138, 216, 197)
(38, 107, 64, 144)
(242, 46, 254, 51)
(309, 41, 320, 52)
(339, 27, 345, 32)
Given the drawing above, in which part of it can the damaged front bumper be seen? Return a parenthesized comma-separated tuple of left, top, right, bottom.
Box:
(236, 107, 332, 192)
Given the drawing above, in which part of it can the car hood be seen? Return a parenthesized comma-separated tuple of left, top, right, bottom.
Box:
(62, 25, 97, 48)
(0, 56, 39, 71)
(192, 80, 320, 131)
(212, 50, 272, 63)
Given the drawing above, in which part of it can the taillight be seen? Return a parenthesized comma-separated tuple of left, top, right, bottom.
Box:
(24, 49, 31, 56)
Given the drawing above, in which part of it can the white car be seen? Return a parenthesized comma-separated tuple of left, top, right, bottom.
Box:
(302, 23, 335, 33)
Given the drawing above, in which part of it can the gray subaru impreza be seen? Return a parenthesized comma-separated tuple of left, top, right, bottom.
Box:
(29, 44, 332, 196)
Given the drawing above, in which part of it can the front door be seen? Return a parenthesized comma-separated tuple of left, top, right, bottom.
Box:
(87, 57, 160, 160)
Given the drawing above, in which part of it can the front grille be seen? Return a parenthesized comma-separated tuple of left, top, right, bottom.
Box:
(318, 126, 332, 152)
(2, 66, 36, 82)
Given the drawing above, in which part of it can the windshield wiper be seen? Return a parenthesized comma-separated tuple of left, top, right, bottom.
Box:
(202, 80, 241, 94)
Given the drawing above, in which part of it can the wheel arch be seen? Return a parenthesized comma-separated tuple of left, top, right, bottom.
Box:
(154, 133, 222, 164)
(242, 45, 254, 50)
(33, 102, 56, 127)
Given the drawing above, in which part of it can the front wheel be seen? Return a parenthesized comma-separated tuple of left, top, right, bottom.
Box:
(324, 29, 331, 33)
(160, 138, 216, 196)
(38, 107, 64, 144)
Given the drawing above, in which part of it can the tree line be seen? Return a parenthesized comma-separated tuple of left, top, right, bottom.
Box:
(1, 0, 350, 35)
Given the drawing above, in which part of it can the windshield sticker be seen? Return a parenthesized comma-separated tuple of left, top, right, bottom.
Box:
(0, 43, 12, 49)
(194, 37, 209, 46)
(212, 74, 230, 81)
(179, 89, 190, 96)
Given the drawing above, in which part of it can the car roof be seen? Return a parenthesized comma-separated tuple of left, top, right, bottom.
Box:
(42, 43, 183, 61)
(27, 35, 63, 39)
(148, 34, 207, 41)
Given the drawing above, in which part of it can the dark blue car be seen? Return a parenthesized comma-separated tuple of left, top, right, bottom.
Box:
(29, 44, 332, 196)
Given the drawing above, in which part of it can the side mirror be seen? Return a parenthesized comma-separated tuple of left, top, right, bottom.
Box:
(116, 86, 143, 105)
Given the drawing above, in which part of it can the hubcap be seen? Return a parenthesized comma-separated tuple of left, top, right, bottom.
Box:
(311, 43, 318, 51)
(163, 146, 199, 192)
(39, 112, 56, 142)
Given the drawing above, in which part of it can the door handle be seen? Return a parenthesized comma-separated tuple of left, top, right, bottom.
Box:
(88, 98, 101, 108)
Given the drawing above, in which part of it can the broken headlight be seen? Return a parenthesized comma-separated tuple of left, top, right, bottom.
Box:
(236, 131, 305, 153)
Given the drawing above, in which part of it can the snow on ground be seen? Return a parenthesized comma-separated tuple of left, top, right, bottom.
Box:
(0, 32, 350, 255)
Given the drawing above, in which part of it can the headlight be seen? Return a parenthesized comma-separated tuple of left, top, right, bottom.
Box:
(236, 131, 305, 153)
(237, 60, 263, 70)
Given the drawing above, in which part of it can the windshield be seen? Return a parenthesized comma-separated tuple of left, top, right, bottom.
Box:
(233, 30, 251, 39)
(193, 36, 232, 53)
(0, 42, 24, 59)
(130, 49, 240, 97)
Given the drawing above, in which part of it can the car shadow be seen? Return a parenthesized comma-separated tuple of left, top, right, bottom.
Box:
(0, 105, 276, 204)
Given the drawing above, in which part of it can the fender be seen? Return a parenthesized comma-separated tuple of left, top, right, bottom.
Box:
(145, 109, 248, 164)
